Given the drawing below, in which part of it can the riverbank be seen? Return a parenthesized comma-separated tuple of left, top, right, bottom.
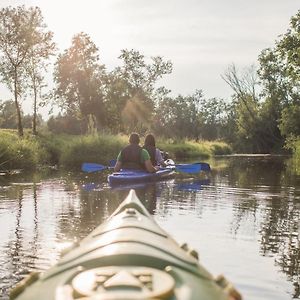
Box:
(0, 130, 232, 170)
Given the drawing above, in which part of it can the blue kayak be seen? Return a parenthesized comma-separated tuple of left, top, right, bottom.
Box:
(108, 167, 175, 186)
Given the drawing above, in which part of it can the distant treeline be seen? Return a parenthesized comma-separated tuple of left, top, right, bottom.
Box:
(0, 6, 299, 154)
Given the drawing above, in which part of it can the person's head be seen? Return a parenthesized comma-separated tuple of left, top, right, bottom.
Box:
(129, 132, 140, 145)
(144, 133, 156, 147)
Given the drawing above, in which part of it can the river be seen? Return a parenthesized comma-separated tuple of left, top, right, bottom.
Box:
(0, 156, 299, 299)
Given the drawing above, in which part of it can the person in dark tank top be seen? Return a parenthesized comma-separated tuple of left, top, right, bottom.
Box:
(114, 133, 158, 173)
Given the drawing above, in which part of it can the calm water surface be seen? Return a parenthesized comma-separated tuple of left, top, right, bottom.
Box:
(0, 156, 300, 299)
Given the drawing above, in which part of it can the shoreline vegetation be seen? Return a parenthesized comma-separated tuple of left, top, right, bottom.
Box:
(1, 7, 299, 161)
(287, 138, 300, 175)
(0, 130, 232, 171)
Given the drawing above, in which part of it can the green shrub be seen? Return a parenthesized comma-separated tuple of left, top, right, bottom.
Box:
(158, 139, 231, 160)
(0, 131, 44, 170)
(209, 141, 232, 155)
(60, 134, 126, 169)
(0, 130, 233, 170)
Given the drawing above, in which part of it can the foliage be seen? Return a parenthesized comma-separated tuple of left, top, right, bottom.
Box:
(0, 129, 232, 170)
(0, 100, 43, 129)
(25, 14, 56, 135)
(222, 64, 276, 153)
(258, 10, 300, 141)
(154, 90, 230, 141)
(158, 139, 231, 159)
(47, 113, 86, 135)
(0, 130, 46, 169)
(105, 49, 173, 133)
(53, 32, 106, 133)
(0, 6, 55, 136)
(154, 91, 203, 139)
(1, 4, 299, 154)
(279, 105, 300, 137)
(0, 100, 17, 129)
(59, 134, 126, 169)
(285, 137, 300, 175)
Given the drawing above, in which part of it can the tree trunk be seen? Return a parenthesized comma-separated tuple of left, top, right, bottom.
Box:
(14, 70, 23, 137)
(32, 81, 37, 135)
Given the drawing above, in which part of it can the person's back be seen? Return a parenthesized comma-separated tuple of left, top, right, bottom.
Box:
(143, 133, 165, 167)
(143, 144, 156, 166)
(114, 133, 158, 173)
(120, 143, 144, 170)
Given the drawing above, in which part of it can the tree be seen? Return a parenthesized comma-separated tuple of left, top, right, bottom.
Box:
(110, 49, 172, 132)
(26, 20, 56, 135)
(47, 113, 85, 135)
(279, 105, 300, 138)
(53, 32, 106, 133)
(0, 6, 54, 136)
(0, 99, 41, 129)
(154, 90, 203, 139)
(222, 64, 282, 152)
(0, 100, 17, 128)
(258, 10, 300, 139)
(197, 96, 229, 140)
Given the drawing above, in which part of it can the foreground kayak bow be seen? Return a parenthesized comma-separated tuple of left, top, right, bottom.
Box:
(11, 190, 241, 300)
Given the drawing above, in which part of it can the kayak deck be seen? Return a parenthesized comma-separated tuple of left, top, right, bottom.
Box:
(11, 190, 242, 300)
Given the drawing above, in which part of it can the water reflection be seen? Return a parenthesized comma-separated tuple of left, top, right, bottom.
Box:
(0, 157, 300, 299)
(214, 156, 300, 299)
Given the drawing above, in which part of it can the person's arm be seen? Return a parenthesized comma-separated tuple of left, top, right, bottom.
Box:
(145, 159, 158, 173)
(114, 161, 122, 172)
(155, 148, 165, 166)
(142, 149, 158, 173)
(114, 152, 122, 172)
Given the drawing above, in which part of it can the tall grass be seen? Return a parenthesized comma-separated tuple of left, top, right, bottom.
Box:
(0, 130, 45, 170)
(59, 134, 127, 169)
(0, 130, 232, 170)
(158, 139, 232, 159)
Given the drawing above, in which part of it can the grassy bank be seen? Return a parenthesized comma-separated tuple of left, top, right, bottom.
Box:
(0, 130, 47, 170)
(0, 130, 232, 170)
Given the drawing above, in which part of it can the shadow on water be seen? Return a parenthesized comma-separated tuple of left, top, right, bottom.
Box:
(0, 156, 300, 299)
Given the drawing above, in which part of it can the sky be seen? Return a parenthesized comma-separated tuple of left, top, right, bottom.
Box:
(0, 0, 299, 118)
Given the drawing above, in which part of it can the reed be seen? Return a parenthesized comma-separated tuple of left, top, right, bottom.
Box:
(0, 130, 232, 170)
(59, 134, 127, 169)
(0, 130, 44, 170)
(158, 139, 232, 159)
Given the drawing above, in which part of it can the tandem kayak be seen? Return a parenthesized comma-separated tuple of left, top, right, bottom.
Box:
(108, 167, 176, 186)
(10, 190, 242, 300)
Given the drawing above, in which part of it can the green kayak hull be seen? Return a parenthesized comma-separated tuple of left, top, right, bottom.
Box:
(10, 190, 242, 300)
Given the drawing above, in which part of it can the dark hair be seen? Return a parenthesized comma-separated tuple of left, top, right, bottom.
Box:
(144, 134, 156, 147)
(129, 132, 140, 144)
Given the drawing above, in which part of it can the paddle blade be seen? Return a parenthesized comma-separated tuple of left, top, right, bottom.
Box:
(81, 163, 107, 173)
(198, 162, 211, 172)
(175, 163, 201, 173)
(175, 162, 211, 173)
(109, 159, 117, 167)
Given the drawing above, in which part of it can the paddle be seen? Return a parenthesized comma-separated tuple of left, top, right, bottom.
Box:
(82, 161, 210, 174)
(109, 159, 117, 167)
(171, 162, 211, 173)
(81, 163, 112, 173)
